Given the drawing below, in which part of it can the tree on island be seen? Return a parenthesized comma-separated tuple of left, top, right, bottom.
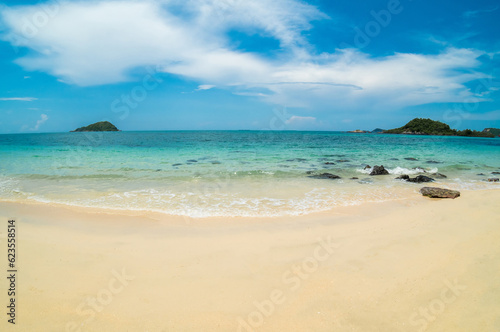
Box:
(384, 118, 495, 138)
(71, 121, 119, 132)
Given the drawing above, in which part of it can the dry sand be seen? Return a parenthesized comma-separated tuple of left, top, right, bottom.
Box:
(1, 189, 499, 331)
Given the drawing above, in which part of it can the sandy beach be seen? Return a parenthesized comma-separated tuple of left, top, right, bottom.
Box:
(1, 188, 499, 331)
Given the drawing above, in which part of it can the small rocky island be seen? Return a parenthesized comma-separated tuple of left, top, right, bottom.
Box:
(384, 118, 495, 138)
(71, 121, 120, 132)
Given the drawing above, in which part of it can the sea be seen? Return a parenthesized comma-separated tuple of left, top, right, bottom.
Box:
(0, 131, 499, 217)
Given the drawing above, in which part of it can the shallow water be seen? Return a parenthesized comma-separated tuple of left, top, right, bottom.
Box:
(0, 131, 499, 217)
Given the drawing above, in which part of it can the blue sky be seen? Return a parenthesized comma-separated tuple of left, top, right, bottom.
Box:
(0, 0, 499, 133)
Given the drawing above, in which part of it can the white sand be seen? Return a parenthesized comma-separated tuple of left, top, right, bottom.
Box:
(0, 189, 499, 331)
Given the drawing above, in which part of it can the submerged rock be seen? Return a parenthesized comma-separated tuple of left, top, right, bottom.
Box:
(364, 165, 371, 170)
(308, 173, 341, 180)
(370, 165, 389, 176)
(172, 163, 183, 166)
(426, 160, 442, 164)
(336, 159, 350, 163)
(430, 173, 447, 179)
(350, 177, 359, 180)
(492, 172, 500, 175)
(409, 175, 435, 183)
(396, 175, 435, 183)
(405, 157, 418, 161)
(187, 160, 198, 163)
(324, 162, 336, 165)
(488, 178, 499, 182)
(420, 187, 460, 199)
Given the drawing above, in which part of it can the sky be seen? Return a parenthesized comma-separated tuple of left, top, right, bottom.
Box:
(0, 0, 499, 133)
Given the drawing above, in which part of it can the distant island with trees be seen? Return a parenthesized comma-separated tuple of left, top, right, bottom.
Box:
(349, 118, 498, 138)
(71, 121, 120, 132)
(383, 118, 496, 137)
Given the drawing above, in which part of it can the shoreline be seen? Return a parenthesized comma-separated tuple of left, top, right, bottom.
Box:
(1, 189, 499, 331)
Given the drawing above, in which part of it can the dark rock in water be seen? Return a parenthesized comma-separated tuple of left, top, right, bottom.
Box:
(492, 172, 500, 175)
(336, 160, 350, 163)
(477, 173, 485, 176)
(430, 173, 447, 179)
(397, 175, 435, 183)
(187, 160, 198, 163)
(408, 175, 435, 183)
(308, 173, 341, 180)
(426, 160, 442, 164)
(420, 187, 460, 199)
(306, 171, 315, 174)
(172, 163, 182, 167)
(155, 169, 161, 172)
(211, 161, 222, 165)
(350, 177, 359, 180)
(488, 178, 499, 182)
(405, 158, 418, 161)
(324, 162, 336, 165)
(364, 165, 371, 170)
(370, 165, 389, 176)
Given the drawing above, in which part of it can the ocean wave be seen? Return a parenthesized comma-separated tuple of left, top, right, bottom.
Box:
(358, 166, 438, 175)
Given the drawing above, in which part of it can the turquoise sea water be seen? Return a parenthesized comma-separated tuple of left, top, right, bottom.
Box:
(0, 131, 499, 217)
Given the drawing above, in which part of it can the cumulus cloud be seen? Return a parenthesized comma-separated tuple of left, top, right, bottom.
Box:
(22, 113, 49, 131)
(0, 0, 493, 112)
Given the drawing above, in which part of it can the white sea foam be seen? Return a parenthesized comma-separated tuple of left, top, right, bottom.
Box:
(358, 166, 438, 175)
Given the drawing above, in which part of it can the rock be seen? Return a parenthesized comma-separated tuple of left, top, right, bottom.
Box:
(389, 158, 399, 161)
(172, 163, 182, 166)
(430, 173, 447, 179)
(420, 187, 460, 199)
(397, 175, 435, 183)
(477, 173, 485, 176)
(426, 160, 441, 164)
(488, 178, 499, 182)
(211, 161, 222, 164)
(405, 157, 418, 161)
(364, 165, 371, 170)
(370, 165, 389, 176)
(492, 172, 500, 175)
(308, 173, 341, 180)
(187, 160, 198, 163)
(350, 177, 359, 180)
(324, 162, 336, 165)
(408, 175, 435, 183)
(336, 160, 350, 163)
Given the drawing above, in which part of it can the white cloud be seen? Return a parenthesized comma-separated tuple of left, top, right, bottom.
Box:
(196, 84, 216, 91)
(0, 0, 493, 112)
(32, 113, 49, 131)
(0, 97, 37, 101)
(463, 6, 498, 18)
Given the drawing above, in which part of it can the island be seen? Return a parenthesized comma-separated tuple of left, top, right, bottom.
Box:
(483, 128, 500, 137)
(71, 121, 120, 132)
(384, 118, 495, 138)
